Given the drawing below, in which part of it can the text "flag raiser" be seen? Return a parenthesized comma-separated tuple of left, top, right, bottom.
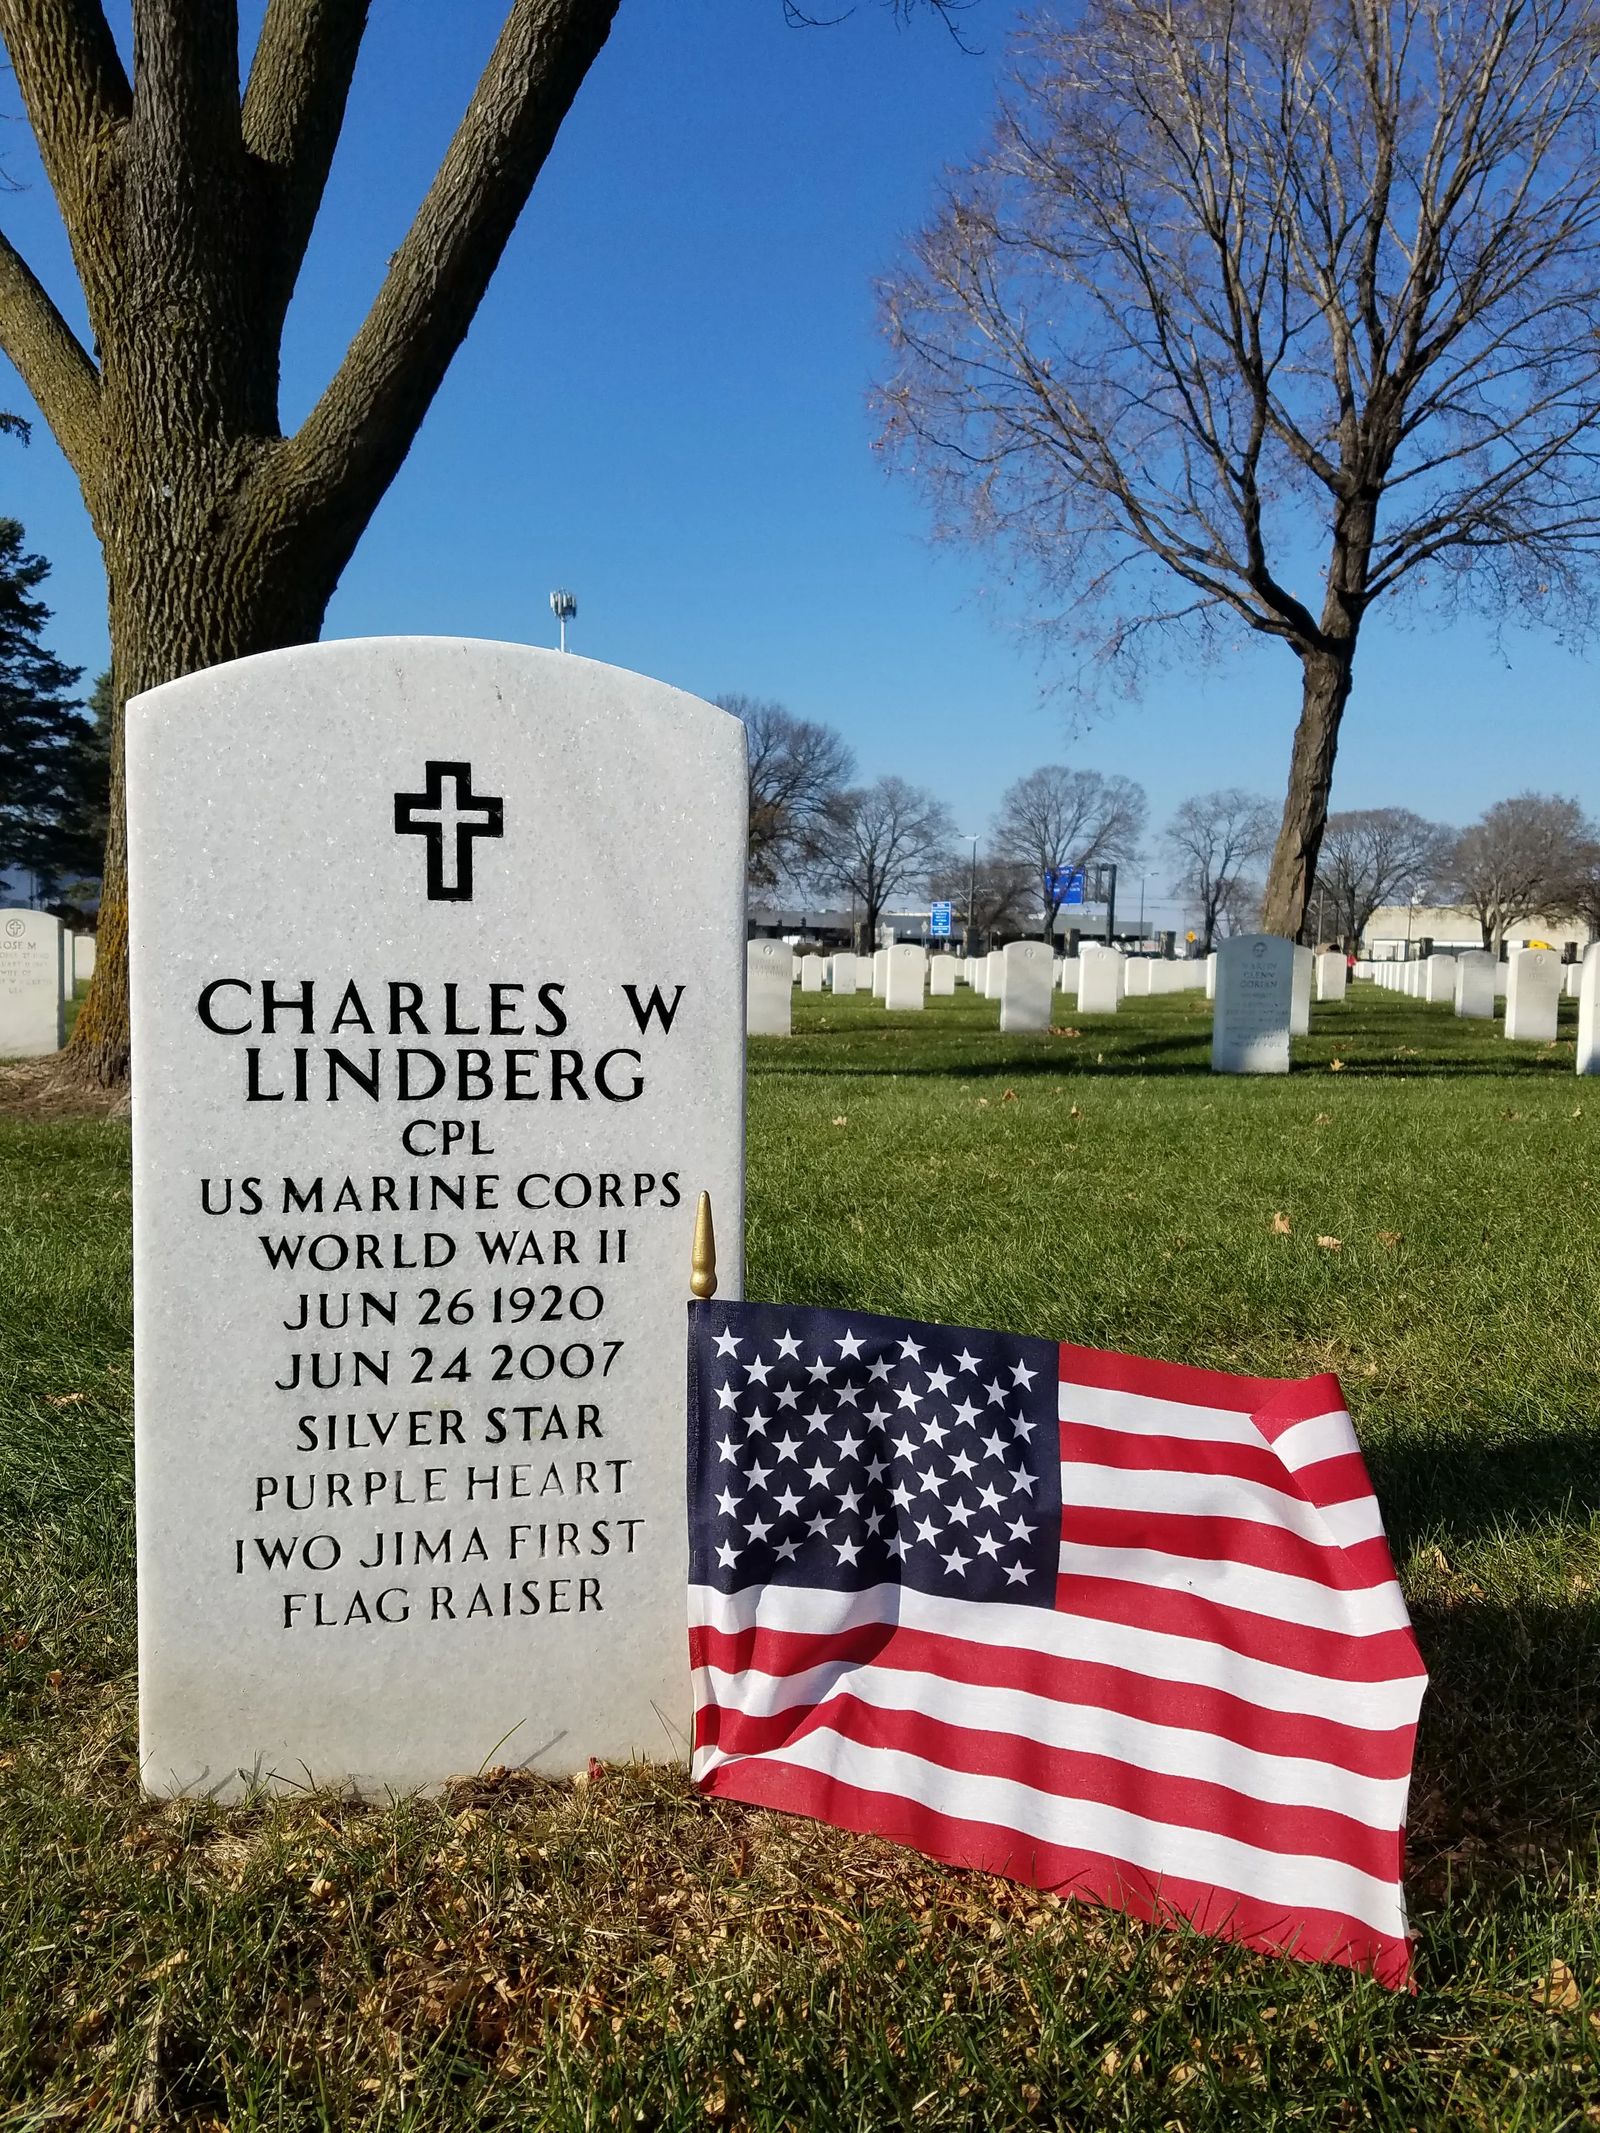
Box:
(687, 1299, 1427, 1986)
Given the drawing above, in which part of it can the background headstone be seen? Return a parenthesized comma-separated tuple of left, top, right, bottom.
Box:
(747, 942, 792, 1036)
(829, 952, 857, 996)
(1057, 956, 1079, 998)
(1076, 948, 1123, 1014)
(1315, 950, 1346, 1003)
(1423, 953, 1454, 1005)
(872, 948, 888, 1000)
(1125, 959, 1153, 998)
(999, 941, 1052, 1032)
(1205, 951, 1217, 1000)
(983, 949, 1002, 1000)
(1504, 946, 1559, 1042)
(1290, 945, 1312, 1035)
(929, 956, 956, 996)
(1212, 935, 1294, 1075)
(884, 944, 925, 1011)
(73, 933, 97, 984)
(0, 909, 65, 1056)
(1454, 951, 1495, 1020)
(799, 956, 824, 994)
(1578, 942, 1600, 1075)
(129, 639, 747, 1798)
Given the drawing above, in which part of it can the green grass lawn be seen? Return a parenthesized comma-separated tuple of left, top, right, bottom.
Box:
(2, 985, 1597, 2129)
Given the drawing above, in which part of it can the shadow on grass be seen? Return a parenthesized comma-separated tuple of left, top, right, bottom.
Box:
(1372, 1416, 1600, 1554)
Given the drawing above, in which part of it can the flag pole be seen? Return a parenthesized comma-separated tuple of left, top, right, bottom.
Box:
(690, 1190, 717, 1300)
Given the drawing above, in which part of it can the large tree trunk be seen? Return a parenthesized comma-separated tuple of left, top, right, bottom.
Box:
(1259, 641, 1357, 940)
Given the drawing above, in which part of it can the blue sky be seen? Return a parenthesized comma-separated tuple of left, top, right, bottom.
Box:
(2, 0, 1595, 926)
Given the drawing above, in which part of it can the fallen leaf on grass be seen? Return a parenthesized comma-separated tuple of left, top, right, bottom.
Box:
(1377, 1230, 1402, 1248)
(1329, 1058, 1345, 1072)
(1317, 1235, 1342, 1252)
(977, 1097, 990, 1109)
(47, 1392, 85, 1407)
(1001, 1089, 1018, 1103)
(830, 1116, 848, 1127)
(1049, 1026, 1081, 1038)
(1271, 1212, 1292, 1235)
(1533, 1959, 1581, 2012)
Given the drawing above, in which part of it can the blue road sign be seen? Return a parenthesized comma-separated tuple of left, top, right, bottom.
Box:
(1045, 868, 1086, 905)
(930, 900, 953, 938)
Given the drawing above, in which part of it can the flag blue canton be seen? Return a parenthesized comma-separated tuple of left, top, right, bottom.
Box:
(689, 1299, 1059, 1605)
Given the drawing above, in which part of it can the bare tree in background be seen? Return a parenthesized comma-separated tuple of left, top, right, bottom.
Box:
(1164, 789, 1274, 953)
(878, 0, 1600, 946)
(1440, 792, 1595, 948)
(992, 763, 1145, 941)
(811, 776, 956, 948)
(928, 850, 1034, 949)
(1313, 807, 1449, 949)
(0, 0, 964, 1087)
(717, 694, 853, 892)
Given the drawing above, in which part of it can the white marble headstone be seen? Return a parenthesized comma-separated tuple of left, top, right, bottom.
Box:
(1076, 948, 1123, 1014)
(1577, 943, 1600, 1075)
(0, 909, 64, 1056)
(1504, 947, 1559, 1042)
(929, 956, 956, 996)
(872, 948, 888, 999)
(884, 944, 925, 1011)
(1212, 935, 1294, 1074)
(1205, 952, 1217, 1000)
(799, 956, 824, 994)
(1124, 959, 1153, 998)
(1454, 952, 1495, 1020)
(128, 639, 747, 1798)
(1290, 945, 1312, 1035)
(999, 941, 1052, 1032)
(829, 952, 857, 996)
(1315, 950, 1346, 1003)
(747, 941, 792, 1036)
(1057, 957, 1080, 998)
(73, 933, 97, 984)
(983, 949, 1002, 1000)
(1423, 954, 1454, 1005)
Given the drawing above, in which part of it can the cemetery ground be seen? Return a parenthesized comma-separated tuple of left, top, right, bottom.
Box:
(2, 986, 1597, 2130)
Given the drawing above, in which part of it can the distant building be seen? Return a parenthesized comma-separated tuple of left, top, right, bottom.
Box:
(1362, 904, 1592, 957)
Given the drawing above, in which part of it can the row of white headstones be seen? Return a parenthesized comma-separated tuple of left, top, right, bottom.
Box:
(0, 911, 97, 1055)
(750, 935, 1600, 1076)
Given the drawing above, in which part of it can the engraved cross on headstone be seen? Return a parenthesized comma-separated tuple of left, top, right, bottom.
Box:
(393, 761, 504, 902)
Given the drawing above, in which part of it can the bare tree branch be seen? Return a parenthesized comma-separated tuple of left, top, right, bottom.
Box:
(242, 0, 373, 333)
(274, 0, 621, 551)
(0, 226, 99, 474)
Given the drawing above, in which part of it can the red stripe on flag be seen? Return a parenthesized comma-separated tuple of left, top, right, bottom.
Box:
(1060, 1504, 1401, 1592)
(1060, 1421, 1373, 1506)
(694, 1694, 1404, 1882)
(1059, 1346, 1346, 1426)
(698, 1755, 1413, 1988)
(688, 1619, 1418, 1778)
(1053, 1573, 1426, 1684)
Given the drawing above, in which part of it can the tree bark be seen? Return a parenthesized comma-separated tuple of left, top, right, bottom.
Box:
(1259, 641, 1358, 941)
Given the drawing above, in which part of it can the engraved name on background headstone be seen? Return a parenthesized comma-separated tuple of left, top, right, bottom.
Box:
(746, 941, 791, 1036)
(999, 940, 1052, 1032)
(1211, 935, 1294, 1075)
(128, 640, 746, 1798)
(0, 909, 65, 1056)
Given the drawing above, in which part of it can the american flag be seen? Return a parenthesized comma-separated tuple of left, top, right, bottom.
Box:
(687, 1298, 1427, 1987)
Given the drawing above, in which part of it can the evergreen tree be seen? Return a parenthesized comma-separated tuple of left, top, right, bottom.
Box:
(0, 518, 87, 899)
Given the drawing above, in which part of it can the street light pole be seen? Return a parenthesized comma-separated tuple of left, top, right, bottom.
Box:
(963, 832, 979, 956)
(549, 588, 576, 653)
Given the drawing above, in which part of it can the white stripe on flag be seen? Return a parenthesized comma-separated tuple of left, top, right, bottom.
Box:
(1059, 1381, 1262, 1444)
(1056, 1541, 1412, 1635)
(1062, 1459, 1387, 1548)
(689, 1583, 1425, 1732)
(695, 1655, 1412, 1827)
(1271, 1409, 1363, 1472)
(699, 1725, 1411, 1941)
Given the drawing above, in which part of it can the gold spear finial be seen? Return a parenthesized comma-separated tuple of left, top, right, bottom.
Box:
(690, 1190, 718, 1300)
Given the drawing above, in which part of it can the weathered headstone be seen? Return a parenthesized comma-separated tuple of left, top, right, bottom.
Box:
(929, 956, 956, 996)
(829, 952, 857, 996)
(1504, 946, 1560, 1041)
(128, 640, 746, 1798)
(999, 941, 1052, 1032)
(1290, 945, 1312, 1035)
(799, 956, 824, 994)
(1577, 943, 1600, 1075)
(1211, 935, 1294, 1075)
(884, 943, 925, 1011)
(747, 941, 792, 1036)
(1315, 950, 1346, 1003)
(1454, 951, 1495, 1020)
(0, 909, 65, 1056)
(1076, 948, 1123, 1014)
